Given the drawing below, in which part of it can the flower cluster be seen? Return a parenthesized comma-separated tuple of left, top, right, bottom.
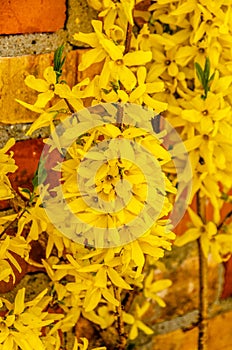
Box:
(140, 0, 232, 260)
(0, 139, 17, 201)
(1, 0, 232, 349)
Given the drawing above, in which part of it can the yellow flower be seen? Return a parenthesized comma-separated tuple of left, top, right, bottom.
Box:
(100, 50, 152, 91)
(149, 0, 195, 29)
(74, 20, 124, 71)
(0, 288, 63, 350)
(181, 93, 230, 134)
(25, 100, 69, 135)
(190, 2, 228, 43)
(0, 138, 17, 200)
(24, 66, 57, 108)
(129, 66, 167, 112)
(175, 38, 221, 69)
(174, 207, 228, 262)
(73, 337, 106, 350)
(144, 271, 172, 307)
(148, 47, 180, 80)
(54, 78, 89, 111)
(0, 235, 30, 283)
(58, 121, 174, 248)
(123, 302, 153, 340)
(88, 0, 136, 30)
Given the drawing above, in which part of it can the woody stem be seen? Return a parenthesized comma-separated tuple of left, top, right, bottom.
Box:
(124, 23, 133, 55)
(114, 287, 127, 350)
(116, 22, 133, 128)
(197, 192, 208, 350)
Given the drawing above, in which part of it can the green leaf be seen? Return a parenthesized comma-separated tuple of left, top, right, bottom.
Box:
(204, 57, 210, 82)
(32, 157, 47, 190)
(195, 62, 204, 84)
(209, 72, 216, 83)
(53, 45, 66, 83)
(195, 57, 215, 100)
(21, 188, 31, 195)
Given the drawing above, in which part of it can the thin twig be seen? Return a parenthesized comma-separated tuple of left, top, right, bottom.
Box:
(197, 238, 208, 350)
(0, 208, 27, 239)
(122, 285, 139, 313)
(114, 287, 127, 350)
(64, 98, 75, 113)
(124, 23, 133, 55)
(196, 192, 208, 350)
(217, 210, 232, 231)
(116, 104, 124, 129)
(116, 22, 133, 128)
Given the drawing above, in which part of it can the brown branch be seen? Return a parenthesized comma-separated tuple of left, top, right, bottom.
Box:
(64, 98, 75, 113)
(116, 104, 124, 129)
(124, 23, 133, 55)
(122, 285, 139, 313)
(217, 210, 232, 231)
(116, 22, 133, 129)
(196, 192, 208, 350)
(114, 287, 127, 350)
(0, 208, 27, 239)
(197, 237, 208, 350)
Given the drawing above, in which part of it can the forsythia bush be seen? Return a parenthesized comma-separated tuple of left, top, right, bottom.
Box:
(0, 0, 232, 349)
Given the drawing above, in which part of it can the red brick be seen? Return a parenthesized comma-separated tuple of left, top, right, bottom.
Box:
(0, 139, 44, 210)
(9, 138, 44, 190)
(221, 257, 232, 299)
(0, 0, 66, 35)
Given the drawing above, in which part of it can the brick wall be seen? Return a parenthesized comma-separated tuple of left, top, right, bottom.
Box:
(0, 1, 232, 349)
(0, 0, 66, 34)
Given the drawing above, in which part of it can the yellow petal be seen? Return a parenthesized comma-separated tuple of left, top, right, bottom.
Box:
(94, 267, 107, 288)
(25, 74, 49, 92)
(15, 99, 44, 113)
(73, 32, 99, 47)
(131, 241, 145, 267)
(79, 48, 106, 71)
(26, 112, 56, 135)
(129, 323, 138, 340)
(187, 207, 203, 227)
(14, 288, 25, 315)
(146, 81, 164, 93)
(150, 279, 172, 293)
(0, 138, 15, 154)
(206, 221, 217, 237)
(123, 311, 134, 324)
(102, 288, 119, 306)
(124, 51, 152, 66)
(137, 66, 146, 85)
(129, 85, 146, 102)
(84, 288, 101, 312)
(175, 228, 201, 246)
(43, 66, 57, 84)
(100, 38, 123, 60)
(143, 94, 167, 112)
(107, 267, 132, 289)
(118, 65, 137, 90)
(34, 90, 54, 108)
(137, 320, 154, 335)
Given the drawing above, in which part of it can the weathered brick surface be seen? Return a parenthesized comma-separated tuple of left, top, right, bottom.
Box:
(222, 257, 232, 299)
(0, 50, 79, 124)
(9, 138, 44, 190)
(149, 245, 220, 324)
(152, 310, 232, 350)
(0, 0, 66, 35)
